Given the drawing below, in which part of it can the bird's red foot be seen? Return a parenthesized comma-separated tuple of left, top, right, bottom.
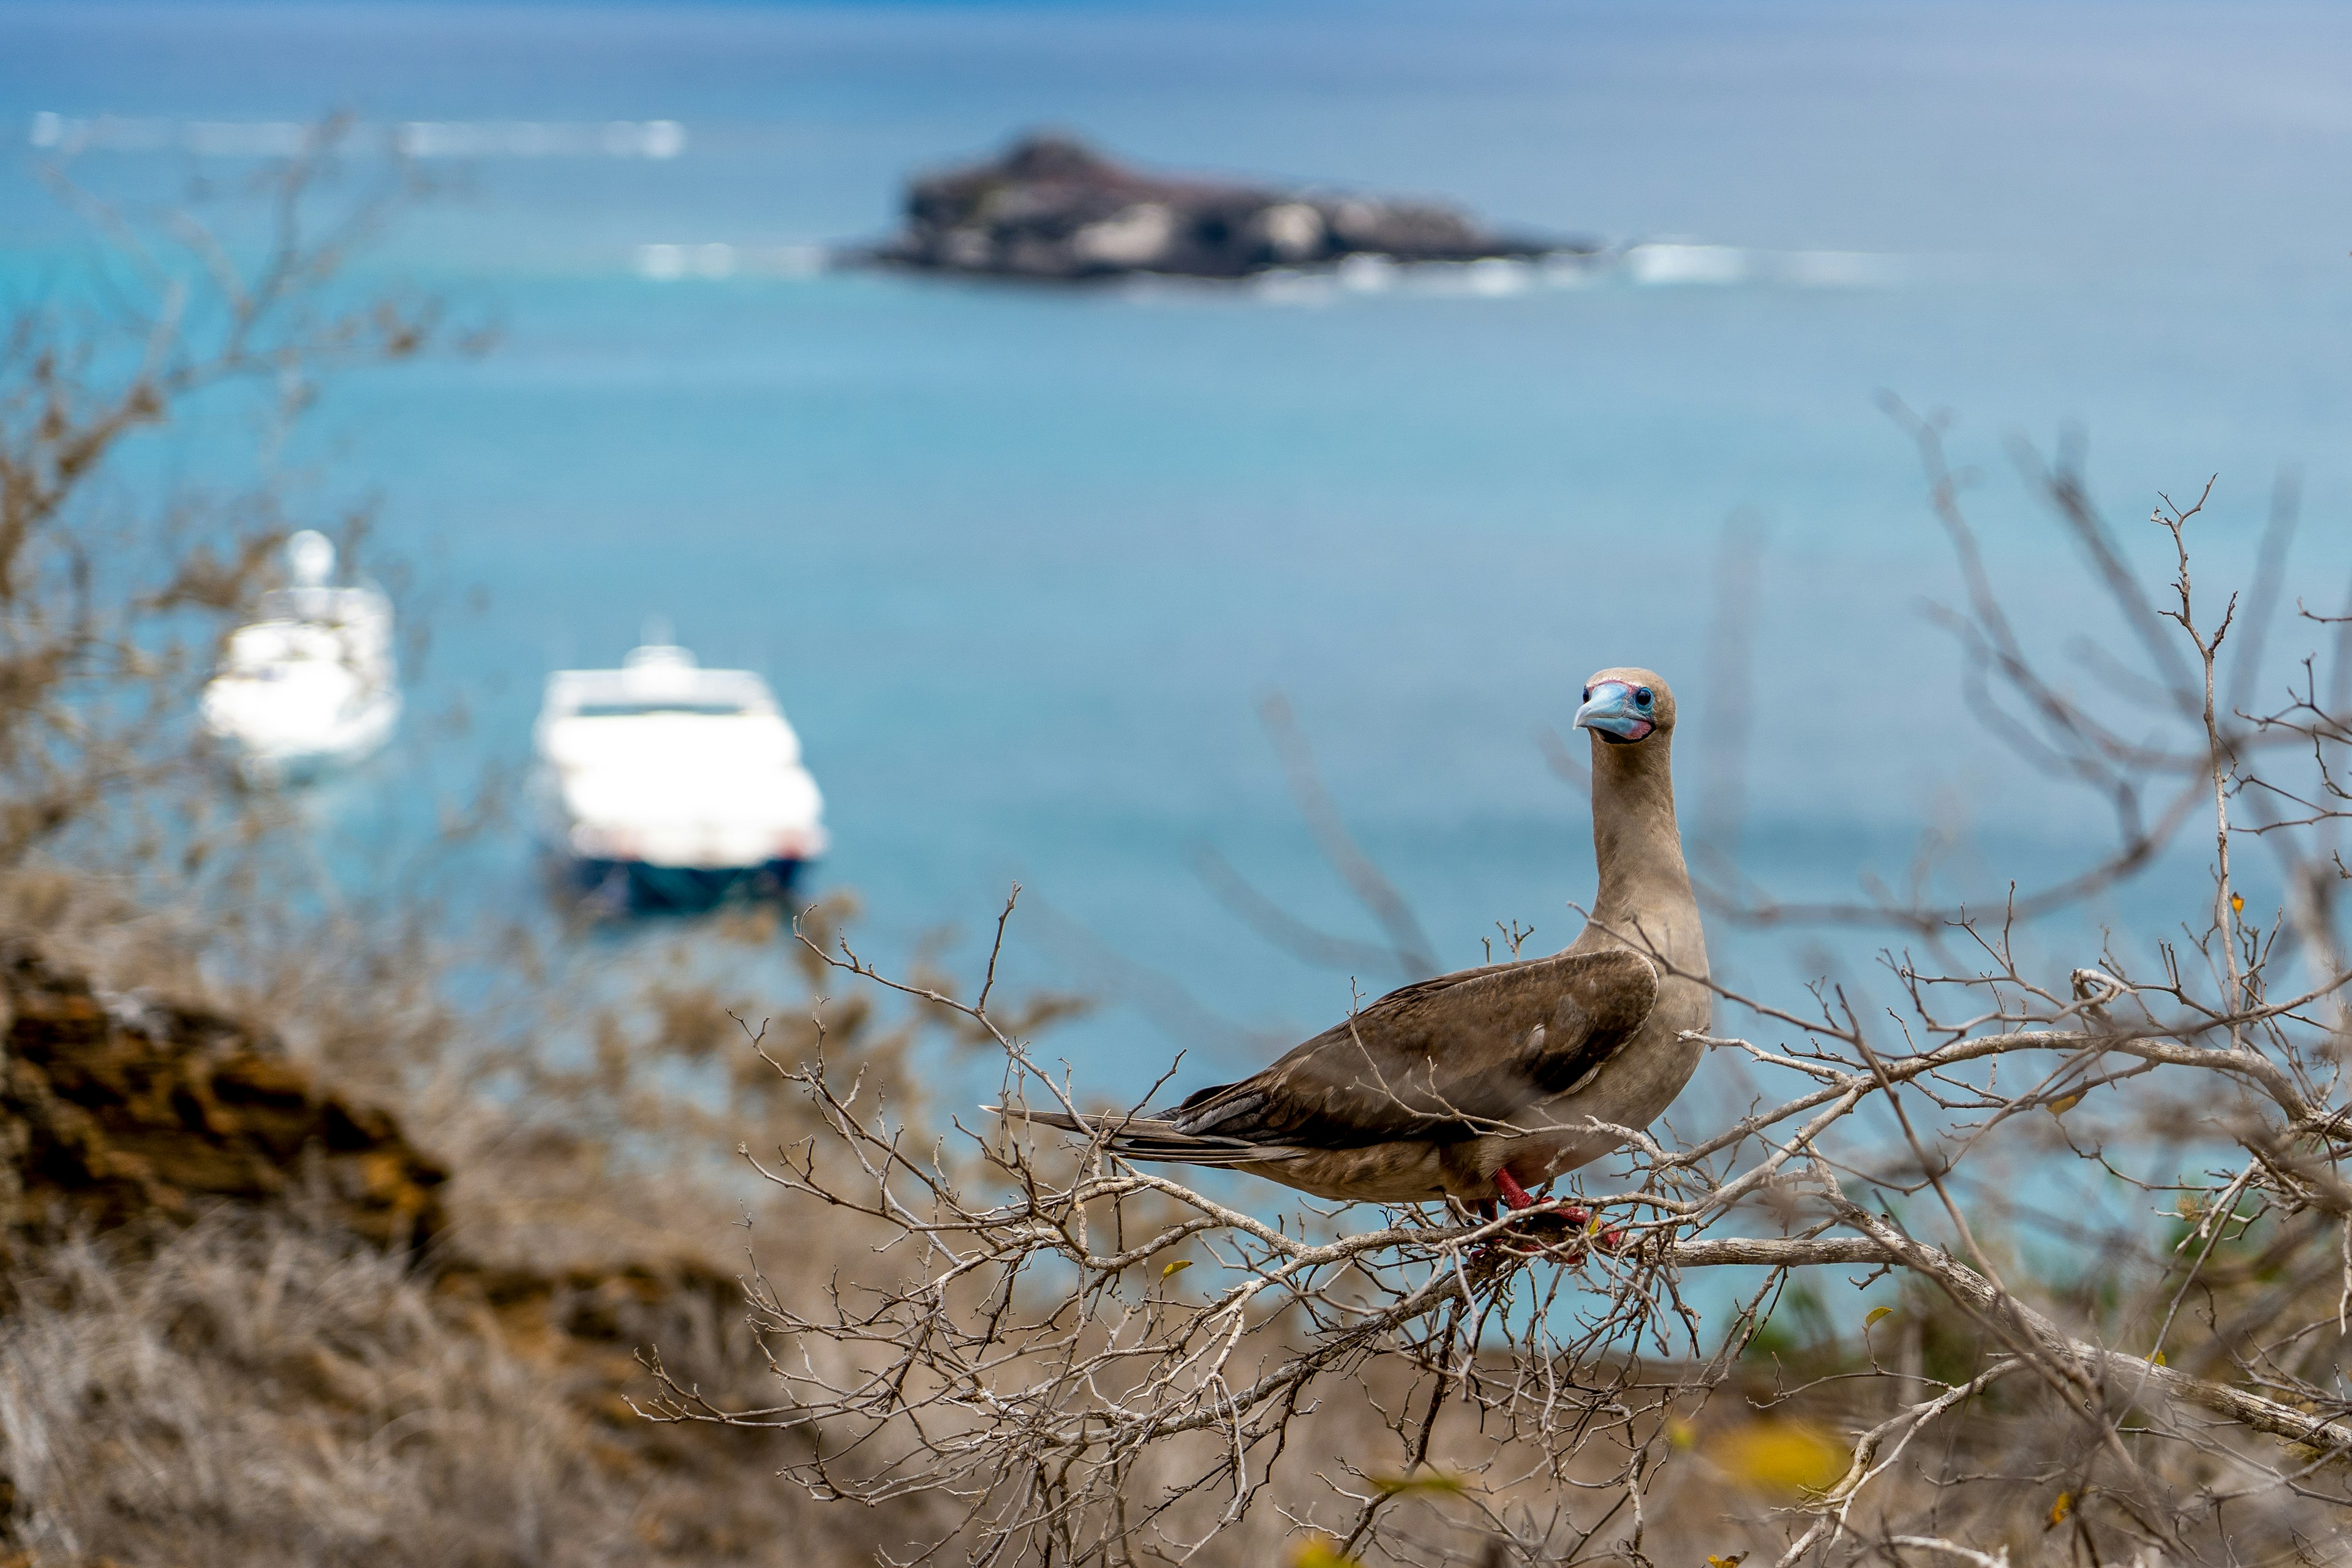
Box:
(1492, 1168, 1540, 1212)
(1477, 1169, 1615, 1262)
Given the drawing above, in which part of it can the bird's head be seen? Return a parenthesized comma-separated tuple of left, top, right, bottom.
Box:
(1574, 667, 1675, 746)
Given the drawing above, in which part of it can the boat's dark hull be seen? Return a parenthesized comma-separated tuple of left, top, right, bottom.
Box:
(568, 856, 809, 914)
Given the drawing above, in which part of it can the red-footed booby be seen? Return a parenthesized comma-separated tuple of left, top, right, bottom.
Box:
(1010, 668, 1709, 1215)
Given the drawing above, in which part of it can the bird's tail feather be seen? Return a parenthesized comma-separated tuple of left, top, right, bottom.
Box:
(990, 1105, 1303, 1166)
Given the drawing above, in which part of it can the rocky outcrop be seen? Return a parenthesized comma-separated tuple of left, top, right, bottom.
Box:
(866, 132, 1586, 282)
(0, 943, 772, 1384)
(0, 944, 860, 1564)
(0, 946, 448, 1254)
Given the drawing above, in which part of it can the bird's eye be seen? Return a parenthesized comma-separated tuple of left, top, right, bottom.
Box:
(1635, 687, 1653, 708)
(1581, 687, 1591, 701)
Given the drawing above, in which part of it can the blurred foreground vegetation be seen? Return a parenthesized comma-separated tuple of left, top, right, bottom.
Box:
(1, 133, 2346, 1568)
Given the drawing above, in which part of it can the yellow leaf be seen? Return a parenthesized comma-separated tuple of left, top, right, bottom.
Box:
(2048, 1093, 2081, 1116)
(1160, 1259, 1192, 1279)
(1708, 1555, 1750, 1568)
(1371, 1468, 1467, 1496)
(2151, 1351, 2167, 1367)
(1291, 1536, 1362, 1568)
(1665, 1416, 1699, 1450)
(1706, 1420, 1849, 1498)
(2048, 1490, 2072, 1526)
(2231, 894, 2245, 914)
(1864, 1306, 1893, 1329)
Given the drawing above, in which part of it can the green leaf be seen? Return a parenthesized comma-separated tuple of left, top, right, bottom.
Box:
(1864, 1306, 1893, 1329)
(1160, 1259, 1192, 1280)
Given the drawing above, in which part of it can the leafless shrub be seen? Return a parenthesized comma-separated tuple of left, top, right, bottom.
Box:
(0, 125, 1055, 1568)
(646, 438, 2352, 1568)
(0, 852, 1039, 1568)
(11, 107, 2351, 1568)
(0, 118, 467, 878)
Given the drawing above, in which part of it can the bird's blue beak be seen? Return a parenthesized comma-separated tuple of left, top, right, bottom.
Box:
(1574, 680, 1655, 743)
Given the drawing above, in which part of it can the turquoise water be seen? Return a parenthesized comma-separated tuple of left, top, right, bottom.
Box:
(4, 1, 2351, 1098)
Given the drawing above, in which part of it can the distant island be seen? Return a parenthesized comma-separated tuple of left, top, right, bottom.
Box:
(858, 132, 1593, 283)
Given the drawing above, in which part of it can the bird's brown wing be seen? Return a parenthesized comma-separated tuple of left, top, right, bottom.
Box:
(1164, 948, 1659, 1150)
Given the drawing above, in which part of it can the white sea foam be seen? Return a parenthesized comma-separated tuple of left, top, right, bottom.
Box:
(1619, 242, 1906, 288)
(773, 246, 828, 279)
(1539, 253, 1605, 288)
(1250, 268, 1338, 306)
(635, 243, 831, 281)
(1362, 257, 1540, 298)
(26, 112, 687, 160)
(1461, 257, 1535, 296)
(637, 244, 689, 281)
(1777, 249, 1903, 287)
(1256, 257, 1546, 303)
(390, 119, 688, 159)
(1624, 243, 1749, 286)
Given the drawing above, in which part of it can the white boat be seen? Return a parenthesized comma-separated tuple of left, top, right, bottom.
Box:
(531, 642, 827, 911)
(200, 531, 400, 784)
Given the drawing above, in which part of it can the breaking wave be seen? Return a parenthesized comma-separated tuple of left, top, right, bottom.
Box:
(26, 112, 688, 160)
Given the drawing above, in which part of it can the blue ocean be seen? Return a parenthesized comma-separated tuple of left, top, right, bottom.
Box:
(4, 0, 2350, 1102)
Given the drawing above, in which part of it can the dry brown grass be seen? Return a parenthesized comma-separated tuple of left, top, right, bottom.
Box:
(3, 1208, 616, 1567)
(0, 883, 988, 1568)
(0, 1203, 932, 1568)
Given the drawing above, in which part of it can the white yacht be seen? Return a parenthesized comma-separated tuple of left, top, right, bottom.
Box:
(532, 642, 827, 911)
(200, 531, 400, 784)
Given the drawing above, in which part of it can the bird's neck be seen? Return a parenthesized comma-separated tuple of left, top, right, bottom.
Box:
(1581, 733, 1705, 973)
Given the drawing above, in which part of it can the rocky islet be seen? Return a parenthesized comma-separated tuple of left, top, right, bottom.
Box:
(862, 131, 1591, 283)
